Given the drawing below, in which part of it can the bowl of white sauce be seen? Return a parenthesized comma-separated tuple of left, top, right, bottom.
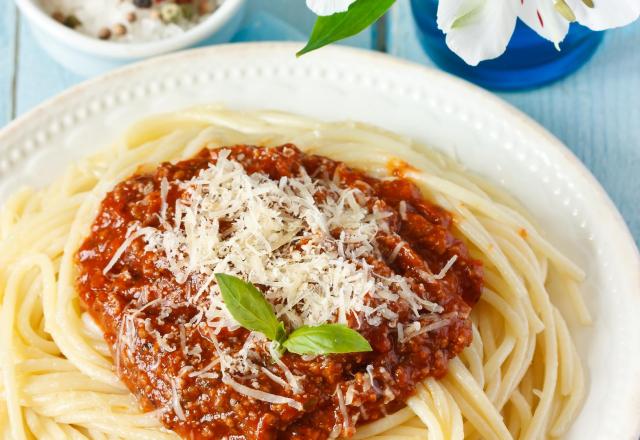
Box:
(15, 0, 246, 76)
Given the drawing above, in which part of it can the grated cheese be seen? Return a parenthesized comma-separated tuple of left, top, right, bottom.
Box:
(160, 177, 169, 222)
(418, 255, 459, 284)
(188, 358, 220, 378)
(136, 150, 443, 331)
(388, 240, 405, 263)
(366, 365, 381, 394)
(335, 385, 350, 432)
(274, 355, 302, 394)
(179, 325, 187, 355)
(399, 200, 407, 220)
(103, 226, 155, 275)
(345, 384, 356, 405)
(222, 375, 303, 411)
(431, 255, 458, 281)
(261, 367, 290, 389)
(400, 314, 457, 343)
(170, 378, 186, 421)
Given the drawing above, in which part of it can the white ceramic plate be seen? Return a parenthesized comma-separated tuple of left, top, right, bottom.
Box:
(0, 43, 638, 440)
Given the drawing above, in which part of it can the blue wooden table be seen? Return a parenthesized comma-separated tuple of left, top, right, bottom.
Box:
(1, 0, 638, 244)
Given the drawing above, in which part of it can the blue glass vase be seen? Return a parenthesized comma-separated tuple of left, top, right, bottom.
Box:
(410, 0, 604, 90)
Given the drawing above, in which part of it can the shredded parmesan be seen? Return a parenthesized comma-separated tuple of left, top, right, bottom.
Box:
(399, 200, 407, 220)
(179, 325, 187, 355)
(188, 358, 220, 378)
(222, 375, 303, 411)
(277, 360, 301, 394)
(419, 255, 459, 283)
(261, 367, 290, 389)
(400, 315, 456, 343)
(160, 177, 169, 222)
(170, 379, 186, 421)
(103, 226, 154, 275)
(135, 150, 444, 332)
(432, 255, 458, 280)
(366, 365, 381, 394)
(345, 384, 356, 405)
(388, 240, 405, 263)
(335, 385, 350, 433)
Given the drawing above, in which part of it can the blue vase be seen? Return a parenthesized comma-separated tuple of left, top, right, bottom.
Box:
(410, 0, 604, 90)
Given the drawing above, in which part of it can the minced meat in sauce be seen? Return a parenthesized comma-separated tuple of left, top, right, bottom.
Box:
(76, 145, 482, 439)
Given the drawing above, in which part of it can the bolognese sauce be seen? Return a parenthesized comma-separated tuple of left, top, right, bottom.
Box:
(76, 145, 482, 439)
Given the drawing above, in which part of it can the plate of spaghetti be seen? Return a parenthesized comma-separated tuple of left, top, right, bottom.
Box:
(0, 43, 638, 440)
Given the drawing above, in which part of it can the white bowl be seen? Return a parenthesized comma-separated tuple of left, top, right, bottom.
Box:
(14, 0, 247, 76)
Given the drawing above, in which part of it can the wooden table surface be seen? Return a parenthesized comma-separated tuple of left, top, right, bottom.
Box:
(1, 0, 638, 244)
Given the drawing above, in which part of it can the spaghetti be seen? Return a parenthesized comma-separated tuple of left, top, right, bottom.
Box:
(0, 107, 589, 440)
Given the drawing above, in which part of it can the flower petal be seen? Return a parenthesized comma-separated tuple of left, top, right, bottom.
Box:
(306, 0, 358, 16)
(437, 0, 518, 66)
(517, 0, 569, 45)
(565, 0, 640, 30)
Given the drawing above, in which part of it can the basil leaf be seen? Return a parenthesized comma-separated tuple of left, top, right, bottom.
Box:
(282, 324, 372, 355)
(215, 275, 371, 356)
(297, 0, 395, 57)
(215, 273, 283, 342)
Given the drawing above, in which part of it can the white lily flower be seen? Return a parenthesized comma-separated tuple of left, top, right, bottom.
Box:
(437, 0, 640, 66)
(304, 0, 640, 66)
(306, 0, 357, 16)
(437, 0, 519, 66)
(565, 0, 640, 30)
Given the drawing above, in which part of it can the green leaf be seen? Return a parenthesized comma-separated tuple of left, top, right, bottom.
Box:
(297, 0, 396, 57)
(215, 273, 283, 342)
(282, 324, 372, 355)
(215, 275, 371, 356)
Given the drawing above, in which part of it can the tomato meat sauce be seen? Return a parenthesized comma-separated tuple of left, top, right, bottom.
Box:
(76, 145, 482, 439)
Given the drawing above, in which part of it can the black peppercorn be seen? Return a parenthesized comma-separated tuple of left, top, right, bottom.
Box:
(133, 0, 152, 8)
(63, 15, 82, 29)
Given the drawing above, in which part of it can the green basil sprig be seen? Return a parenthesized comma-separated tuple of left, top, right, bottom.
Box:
(214, 274, 372, 355)
(283, 324, 372, 355)
(297, 0, 396, 57)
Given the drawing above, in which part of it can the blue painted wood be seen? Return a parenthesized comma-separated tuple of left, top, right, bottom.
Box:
(15, 21, 83, 116)
(0, 1, 17, 126)
(388, 0, 640, 243)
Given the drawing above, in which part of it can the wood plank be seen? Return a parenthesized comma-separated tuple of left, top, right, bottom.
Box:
(0, 2, 17, 126)
(15, 17, 82, 117)
(387, 0, 640, 242)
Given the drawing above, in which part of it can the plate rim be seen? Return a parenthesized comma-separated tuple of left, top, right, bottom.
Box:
(0, 41, 638, 438)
